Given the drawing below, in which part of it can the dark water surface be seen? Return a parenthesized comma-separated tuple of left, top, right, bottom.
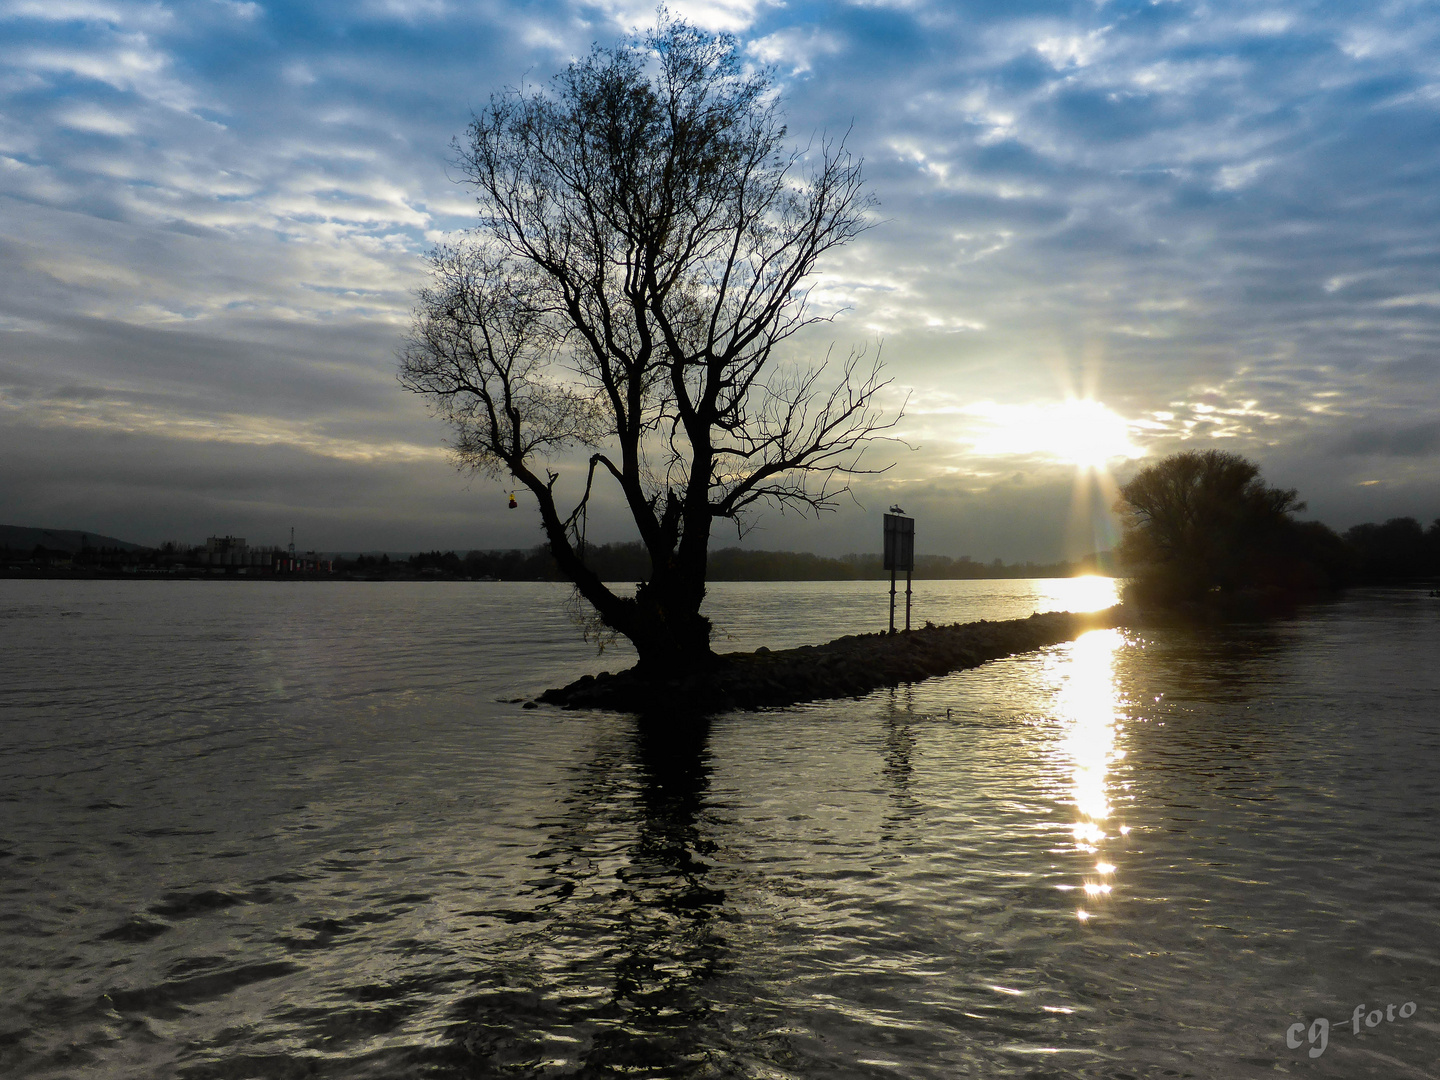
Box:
(2, 579, 1438, 1079)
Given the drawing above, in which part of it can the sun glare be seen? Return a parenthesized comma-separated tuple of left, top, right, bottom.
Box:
(1038, 575, 1120, 613)
(969, 400, 1142, 468)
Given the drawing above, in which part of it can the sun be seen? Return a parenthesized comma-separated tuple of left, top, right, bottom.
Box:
(969, 399, 1143, 469)
(1041, 400, 1142, 469)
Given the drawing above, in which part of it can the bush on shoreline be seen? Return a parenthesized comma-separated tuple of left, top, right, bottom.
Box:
(1115, 450, 1440, 613)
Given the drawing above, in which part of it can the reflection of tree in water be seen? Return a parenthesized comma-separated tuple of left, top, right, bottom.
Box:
(881, 686, 915, 787)
(449, 716, 727, 1077)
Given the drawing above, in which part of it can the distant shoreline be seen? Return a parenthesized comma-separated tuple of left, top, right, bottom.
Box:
(0, 568, 1111, 584)
(3, 527, 1114, 583)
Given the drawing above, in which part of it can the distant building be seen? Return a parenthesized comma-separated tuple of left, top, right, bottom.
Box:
(190, 533, 329, 573)
(204, 535, 247, 566)
(272, 548, 332, 574)
(201, 536, 286, 569)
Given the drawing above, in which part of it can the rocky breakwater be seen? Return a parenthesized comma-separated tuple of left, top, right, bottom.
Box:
(536, 605, 1129, 714)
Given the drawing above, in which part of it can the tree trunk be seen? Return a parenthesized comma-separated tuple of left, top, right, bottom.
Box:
(629, 573, 714, 674)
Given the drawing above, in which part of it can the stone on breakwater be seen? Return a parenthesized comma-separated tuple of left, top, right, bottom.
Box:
(536, 606, 1128, 714)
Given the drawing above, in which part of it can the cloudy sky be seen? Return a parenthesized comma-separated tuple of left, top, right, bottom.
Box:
(3, 0, 1440, 560)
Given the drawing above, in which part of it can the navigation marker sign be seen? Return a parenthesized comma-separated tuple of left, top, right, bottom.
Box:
(884, 511, 915, 633)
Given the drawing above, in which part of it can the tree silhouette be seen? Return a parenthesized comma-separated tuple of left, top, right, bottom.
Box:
(1116, 450, 1310, 604)
(400, 15, 894, 670)
(1345, 517, 1434, 580)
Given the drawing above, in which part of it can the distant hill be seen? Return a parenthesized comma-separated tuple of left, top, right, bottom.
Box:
(0, 525, 144, 553)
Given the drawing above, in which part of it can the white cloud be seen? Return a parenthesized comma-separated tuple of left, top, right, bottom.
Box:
(55, 103, 135, 135)
(282, 62, 317, 86)
(747, 27, 842, 74)
(1, 0, 170, 28)
(360, 0, 447, 21)
(1378, 292, 1440, 308)
(1214, 157, 1271, 190)
(6, 389, 447, 463)
(1034, 28, 1110, 70)
(211, 0, 261, 20)
(593, 0, 767, 33)
(23, 34, 200, 111)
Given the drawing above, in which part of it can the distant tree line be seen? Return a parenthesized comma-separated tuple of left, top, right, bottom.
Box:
(0, 541, 1099, 581)
(1343, 516, 1440, 581)
(1, 539, 316, 576)
(375, 543, 1098, 583)
(2, 540, 186, 572)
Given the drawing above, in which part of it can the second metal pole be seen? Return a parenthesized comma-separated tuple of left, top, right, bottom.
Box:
(905, 569, 912, 632)
(889, 565, 897, 634)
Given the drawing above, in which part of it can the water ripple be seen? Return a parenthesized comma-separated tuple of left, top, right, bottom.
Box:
(2, 581, 1438, 1078)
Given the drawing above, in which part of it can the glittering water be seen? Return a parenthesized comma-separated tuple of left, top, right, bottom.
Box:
(2, 579, 1438, 1079)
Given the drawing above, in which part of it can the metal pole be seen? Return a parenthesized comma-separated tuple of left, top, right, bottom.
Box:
(889, 564, 897, 634)
(905, 568, 912, 632)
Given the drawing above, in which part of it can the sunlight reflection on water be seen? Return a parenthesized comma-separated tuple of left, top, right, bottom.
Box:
(1050, 628, 1126, 920)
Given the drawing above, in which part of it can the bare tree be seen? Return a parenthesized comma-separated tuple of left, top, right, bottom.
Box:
(400, 14, 897, 670)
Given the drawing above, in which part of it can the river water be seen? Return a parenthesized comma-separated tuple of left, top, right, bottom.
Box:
(1, 578, 1437, 1079)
